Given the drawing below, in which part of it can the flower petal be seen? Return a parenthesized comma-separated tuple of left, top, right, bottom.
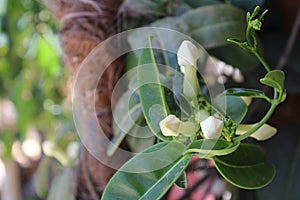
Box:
(177, 40, 199, 67)
(236, 123, 277, 141)
(200, 116, 224, 139)
(159, 115, 181, 137)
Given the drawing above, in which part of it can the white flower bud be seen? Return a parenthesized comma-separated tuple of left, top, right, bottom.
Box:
(177, 40, 199, 67)
(160, 115, 181, 137)
(177, 40, 200, 101)
(159, 115, 196, 137)
(200, 116, 224, 139)
(236, 123, 277, 141)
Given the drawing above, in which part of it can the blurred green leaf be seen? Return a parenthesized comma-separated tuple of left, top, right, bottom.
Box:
(182, 5, 246, 48)
(214, 143, 275, 189)
(37, 36, 61, 77)
(102, 141, 192, 200)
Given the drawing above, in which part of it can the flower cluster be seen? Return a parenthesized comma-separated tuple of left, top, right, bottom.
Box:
(159, 40, 276, 141)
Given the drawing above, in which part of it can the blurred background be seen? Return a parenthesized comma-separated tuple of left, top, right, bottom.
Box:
(0, 0, 299, 199)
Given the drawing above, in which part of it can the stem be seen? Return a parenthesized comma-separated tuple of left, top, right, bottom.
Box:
(233, 102, 277, 142)
(246, 25, 252, 47)
(252, 50, 271, 72)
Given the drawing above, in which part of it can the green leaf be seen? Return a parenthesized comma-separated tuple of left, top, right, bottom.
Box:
(137, 38, 171, 141)
(260, 70, 285, 93)
(101, 141, 192, 200)
(146, 5, 246, 50)
(213, 95, 248, 124)
(224, 88, 269, 101)
(213, 143, 275, 189)
(185, 139, 240, 158)
(182, 5, 246, 49)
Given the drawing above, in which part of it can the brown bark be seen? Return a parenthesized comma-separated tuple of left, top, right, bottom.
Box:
(44, 0, 126, 199)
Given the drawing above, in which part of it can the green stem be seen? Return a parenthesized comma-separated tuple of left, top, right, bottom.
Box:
(246, 25, 252, 47)
(252, 50, 271, 72)
(233, 102, 277, 142)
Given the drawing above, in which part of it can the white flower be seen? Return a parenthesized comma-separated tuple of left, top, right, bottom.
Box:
(236, 123, 277, 141)
(200, 116, 224, 139)
(177, 40, 199, 67)
(177, 40, 200, 101)
(159, 115, 196, 137)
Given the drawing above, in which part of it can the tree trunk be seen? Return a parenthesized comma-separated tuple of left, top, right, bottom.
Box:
(44, 0, 126, 199)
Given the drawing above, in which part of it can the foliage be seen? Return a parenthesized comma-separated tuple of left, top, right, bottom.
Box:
(102, 6, 286, 200)
(0, 0, 76, 198)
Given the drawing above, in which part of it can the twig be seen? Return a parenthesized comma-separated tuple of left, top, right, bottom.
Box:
(277, 5, 300, 70)
(245, 6, 300, 122)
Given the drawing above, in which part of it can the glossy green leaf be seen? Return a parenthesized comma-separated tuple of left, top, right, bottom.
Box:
(47, 168, 75, 200)
(224, 88, 268, 99)
(214, 143, 275, 189)
(260, 70, 285, 93)
(137, 38, 171, 141)
(182, 5, 246, 48)
(175, 172, 188, 189)
(185, 139, 240, 158)
(101, 141, 192, 200)
(213, 95, 248, 124)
